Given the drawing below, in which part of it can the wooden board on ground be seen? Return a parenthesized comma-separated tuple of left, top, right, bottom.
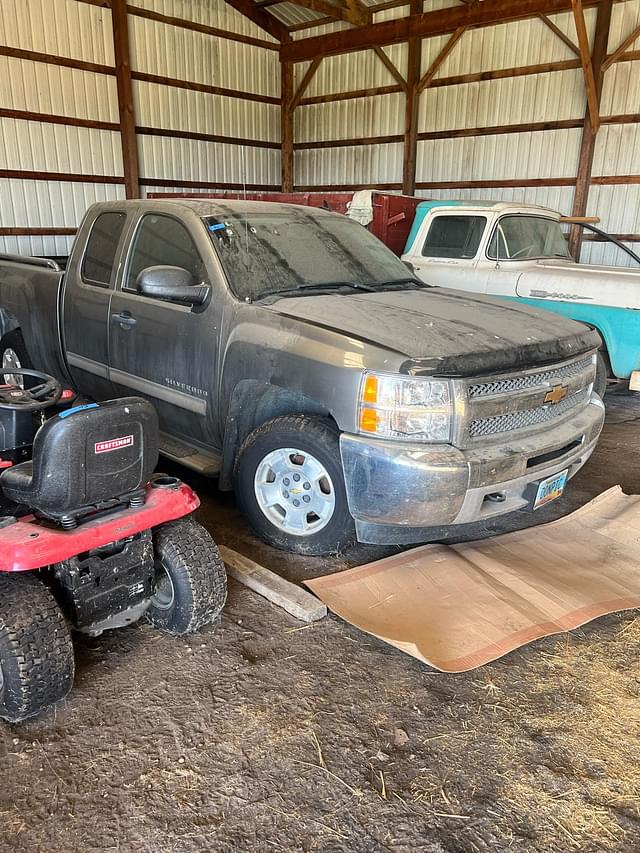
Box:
(219, 545, 327, 623)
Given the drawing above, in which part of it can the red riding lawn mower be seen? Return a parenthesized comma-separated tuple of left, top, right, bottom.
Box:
(0, 368, 227, 723)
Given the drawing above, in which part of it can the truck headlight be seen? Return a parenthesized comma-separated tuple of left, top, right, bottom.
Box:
(358, 373, 452, 442)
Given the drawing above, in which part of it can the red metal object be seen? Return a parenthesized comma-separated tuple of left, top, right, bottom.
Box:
(0, 483, 200, 573)
(148, 190, 423, 257)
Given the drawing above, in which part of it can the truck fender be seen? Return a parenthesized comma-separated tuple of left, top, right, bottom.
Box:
(219, 381, 330, 490)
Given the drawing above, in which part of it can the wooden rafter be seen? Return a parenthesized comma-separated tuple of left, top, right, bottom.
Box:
(284, 0, 369, 26)
(536, 13, 580, 56)
(280, 0, 601, 62)
(417, 26, 466, 92)
(602, 23, 640, 71)
(372, 46, 407, 92)
(223, 0, 289, 41)
(571, 0, 600, 134)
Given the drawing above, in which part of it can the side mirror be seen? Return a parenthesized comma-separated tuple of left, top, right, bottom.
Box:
(136, 265, 210, 305)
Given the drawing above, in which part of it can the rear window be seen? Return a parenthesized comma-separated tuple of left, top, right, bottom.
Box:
(422, 215, 486, 259)
(82, 212, 127, 286)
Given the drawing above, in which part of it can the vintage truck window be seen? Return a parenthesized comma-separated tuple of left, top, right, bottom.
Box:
(422, 215, 486, 259)
(487, 215, 571, 261)
(126, 214, 207, 291)
(82, 212, 127, 287)
(204, 209, 413, 301)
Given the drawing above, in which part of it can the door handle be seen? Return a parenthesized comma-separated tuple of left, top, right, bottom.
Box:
(111, 311, 137, 330)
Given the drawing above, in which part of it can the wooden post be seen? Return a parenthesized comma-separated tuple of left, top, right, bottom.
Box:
(281, 61, 294, 192)
(111, 0, 140, 198)
(568, 0, 612, 260)
(402, 0, 422, 196)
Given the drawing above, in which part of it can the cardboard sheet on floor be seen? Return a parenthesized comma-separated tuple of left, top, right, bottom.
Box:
(305, 487, 640, 672)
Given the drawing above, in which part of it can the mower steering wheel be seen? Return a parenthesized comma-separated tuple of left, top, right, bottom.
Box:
(0, 368, 63, 411)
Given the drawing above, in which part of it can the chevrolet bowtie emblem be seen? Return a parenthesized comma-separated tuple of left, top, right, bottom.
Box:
(544, 384, 569, 405)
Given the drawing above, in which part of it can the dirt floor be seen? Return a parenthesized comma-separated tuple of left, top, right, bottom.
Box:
(2, 389, 640, 853)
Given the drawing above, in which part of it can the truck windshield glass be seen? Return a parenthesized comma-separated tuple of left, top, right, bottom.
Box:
(203, 208, 416, 301)
(488, 215, 571, 260)
(422, 215, 486, 259)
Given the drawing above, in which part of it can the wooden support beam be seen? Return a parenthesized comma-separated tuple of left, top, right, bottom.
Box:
(602, 23, 640, 71)
(568, 0, 612, 260)
(417, 26, 466, 93)
(284, 0, 369, 25)
(372, 46, 407, 92)
(402, 0, 421, 196)
(280, 0, 601, 63)
(536, 13, 580, 55)
(281, 62, 294, 192)
(289, 57, 323, 111)
(111, 0, 139, 198)
(571, 0, 600, 134)
(223, 0, 289, 41)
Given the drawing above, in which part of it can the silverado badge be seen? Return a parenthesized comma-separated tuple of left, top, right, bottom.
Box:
(544, 384, 569, 405)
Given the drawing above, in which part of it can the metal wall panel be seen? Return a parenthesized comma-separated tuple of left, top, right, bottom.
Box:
(296, 93, 405, 142)
(417, 185, 576, 214)
(138, 135, 280, 185)
(419, 69, 586, 132)
(132, 0, 278, 41)
(416, 128, 582, 182)
(129, 13, 279, 97)
(304, 44, 407, 96)
(0, 56, 119, 122)
(0, 0, 114, 63)
(295, 143, 404, 186)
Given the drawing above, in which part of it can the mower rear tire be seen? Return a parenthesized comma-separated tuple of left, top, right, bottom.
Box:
(147, 519, 227, 635)
(0, 574, 75, 723)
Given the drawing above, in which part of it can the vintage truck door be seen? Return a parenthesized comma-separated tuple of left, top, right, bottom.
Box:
(62, 207, 130, 401)
(405, 210, 489, 291)
(107, 210, 221, 469)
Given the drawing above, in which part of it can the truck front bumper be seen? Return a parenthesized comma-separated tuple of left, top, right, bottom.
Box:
(340, 397, 605, 545)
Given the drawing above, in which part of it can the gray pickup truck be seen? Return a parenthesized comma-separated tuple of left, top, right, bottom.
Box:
(0, 199, 605, 554)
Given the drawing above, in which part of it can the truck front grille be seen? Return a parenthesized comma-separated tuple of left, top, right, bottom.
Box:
(455, 351, 597, 447)
(469, 388, 588, 437)
(467, 354, 594, 399)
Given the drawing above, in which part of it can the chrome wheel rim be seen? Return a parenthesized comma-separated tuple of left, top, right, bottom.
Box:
(254, 447, 336, 535)
(151, 561, 175, 610)
(2, 348, 23, 389)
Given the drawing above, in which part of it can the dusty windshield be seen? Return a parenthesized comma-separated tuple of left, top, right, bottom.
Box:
(204, 207, 417, 301)
(488, 215, 571, 260)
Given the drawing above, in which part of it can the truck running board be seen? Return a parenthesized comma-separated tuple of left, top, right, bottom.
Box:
(158, 433, 221, 477)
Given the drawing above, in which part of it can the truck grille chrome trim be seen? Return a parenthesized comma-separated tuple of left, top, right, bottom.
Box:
(467, 354, 594, 398)
(469, 388, 588, 437)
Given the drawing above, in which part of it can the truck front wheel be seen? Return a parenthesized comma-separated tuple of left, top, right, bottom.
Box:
(234, 415, 355, 555)
(0, 574, 75, 722)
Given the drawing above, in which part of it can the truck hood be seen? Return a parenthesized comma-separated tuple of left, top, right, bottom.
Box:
(516, 259, 640, 310)
(265, 287, 600, 376)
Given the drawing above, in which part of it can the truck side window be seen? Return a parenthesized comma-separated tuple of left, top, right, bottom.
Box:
(422, 216, 486, 259)
(82, 212, 127, 286)
(126, 215, 207, 292)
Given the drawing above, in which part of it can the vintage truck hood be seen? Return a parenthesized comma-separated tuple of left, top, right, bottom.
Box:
(265, 287, 600, 376)
(516, 259, 640, 310)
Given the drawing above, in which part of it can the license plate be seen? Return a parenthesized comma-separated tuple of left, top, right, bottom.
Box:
(533, 468, 569, 510)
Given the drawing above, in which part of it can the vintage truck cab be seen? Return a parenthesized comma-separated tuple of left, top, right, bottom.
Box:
(402, 200, 640, 391)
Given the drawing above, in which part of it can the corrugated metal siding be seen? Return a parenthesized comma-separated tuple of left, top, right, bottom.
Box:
(296, 142, 404, 186)
(132, 0, 278, 42)
(296, 93, 405, 142)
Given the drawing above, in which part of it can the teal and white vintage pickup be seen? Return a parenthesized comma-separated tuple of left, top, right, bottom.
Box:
(402, 200, 640, 393)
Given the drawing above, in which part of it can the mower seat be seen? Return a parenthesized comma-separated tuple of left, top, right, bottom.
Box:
(0, 397, 159, 521)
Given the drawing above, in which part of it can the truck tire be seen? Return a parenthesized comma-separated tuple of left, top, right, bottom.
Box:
(0, 329, 32, 388)
(234, 415, 355, 555)
(0, 574, 75, 723)
(594, 352, 608, 398)
(147, 519, 227, 635)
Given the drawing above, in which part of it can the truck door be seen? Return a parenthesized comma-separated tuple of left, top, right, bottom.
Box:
(107, 211, 220, 454)
(62, 209, 129, 400)
(408, 213, 488, 291)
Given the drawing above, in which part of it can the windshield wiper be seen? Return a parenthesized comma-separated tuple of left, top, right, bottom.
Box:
(374, 277, 429, 289)
(261, 281, 376, 300)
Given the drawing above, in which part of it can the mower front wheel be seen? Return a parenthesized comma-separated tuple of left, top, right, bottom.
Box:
(0, 574, 75, 723)
(147, 519, 227, 636)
